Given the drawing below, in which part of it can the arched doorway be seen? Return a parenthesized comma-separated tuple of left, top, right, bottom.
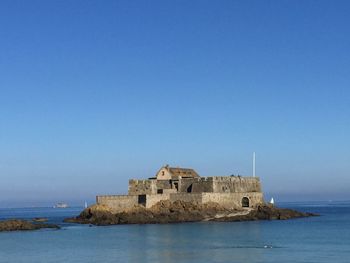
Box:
(242, 197, 249, 207)
(187, 184, 193, 193)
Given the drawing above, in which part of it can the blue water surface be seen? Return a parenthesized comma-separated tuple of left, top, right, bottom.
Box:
(0, 202, 349, 263)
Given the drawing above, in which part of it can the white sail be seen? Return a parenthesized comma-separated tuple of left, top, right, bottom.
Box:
(84, 201, 88, 208)
(270, 197, 275, 205)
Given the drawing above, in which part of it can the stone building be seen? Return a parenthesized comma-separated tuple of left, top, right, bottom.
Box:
(96, 165, 265, 213)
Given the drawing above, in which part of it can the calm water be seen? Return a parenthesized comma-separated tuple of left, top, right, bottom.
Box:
(0, 202, 349, 263)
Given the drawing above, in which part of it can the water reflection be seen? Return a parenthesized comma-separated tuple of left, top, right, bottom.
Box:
(127, 221, 264, 263)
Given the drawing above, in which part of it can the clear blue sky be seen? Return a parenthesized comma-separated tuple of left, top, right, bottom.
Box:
(1, 0, 349, 207)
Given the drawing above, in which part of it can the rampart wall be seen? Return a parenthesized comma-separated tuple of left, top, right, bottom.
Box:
(179, 177, 214, 193)
(96, 195, 138, 213)
(144, 193, 203, 208)
(97, 191, 264, 212)
(202, 192, 264, 209)
(169, 193, 203, 204)
(156, 180, 173, 190)
(212, 177, 261, 193)
(145, 194, 170, 208)
(128, 179, 157, 195)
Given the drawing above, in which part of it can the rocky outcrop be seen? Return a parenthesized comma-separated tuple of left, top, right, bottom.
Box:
(0, 219, 60, 232)
(212, 205, 316, 221)
(64, 201, 226, 225)
(64, 201, 317, 226)
(64, 204, 119, 225)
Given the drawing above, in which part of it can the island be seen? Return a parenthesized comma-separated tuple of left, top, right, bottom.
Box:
(65, 165, 316, 225)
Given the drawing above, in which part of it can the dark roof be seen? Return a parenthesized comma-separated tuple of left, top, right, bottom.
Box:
(168, 167, 200, 179)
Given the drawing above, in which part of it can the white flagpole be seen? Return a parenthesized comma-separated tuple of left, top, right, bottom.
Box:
(253, 152, 256, 177)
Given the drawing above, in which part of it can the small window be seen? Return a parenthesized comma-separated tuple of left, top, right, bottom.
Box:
(157, 189, 163, 194)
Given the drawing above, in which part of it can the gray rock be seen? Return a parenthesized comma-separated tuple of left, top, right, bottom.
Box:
(0, 219, 60, 232)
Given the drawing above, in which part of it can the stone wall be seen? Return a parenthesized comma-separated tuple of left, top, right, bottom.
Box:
(156, 180, 173, 191)
(169, 193, 203, 204)
(179, 177, 213, 193)
(212, 176, 261, 193)
(202, 192, 264, 209)
(145, 194, 170, 208)
(179, 178, 197, 192)
(97, 192, 264, 212)
(128, 179, 157, 195)
(191, 178, 213, 193)
(163, 189, 177, 194)
(96, 195, 138, 213)
(145, 193, 203, 208)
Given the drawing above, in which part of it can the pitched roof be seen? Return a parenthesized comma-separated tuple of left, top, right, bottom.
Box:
(167, 166, 200, 179)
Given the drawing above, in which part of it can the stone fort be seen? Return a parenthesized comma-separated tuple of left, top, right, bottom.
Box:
(96, 165, 264, 213)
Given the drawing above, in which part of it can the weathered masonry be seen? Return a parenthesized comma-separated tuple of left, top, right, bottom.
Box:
(96, 165, 264, 213)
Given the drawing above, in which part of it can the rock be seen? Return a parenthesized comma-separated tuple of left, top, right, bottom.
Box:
(64, 201, 317, 226)
(212, 205, 318, 222)
(0, 219, 60, 232)
(32, 217, 48, 222)
(64, 204, 119, 225)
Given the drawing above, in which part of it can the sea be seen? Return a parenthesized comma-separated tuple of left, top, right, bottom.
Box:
(0, 201, 349, 263)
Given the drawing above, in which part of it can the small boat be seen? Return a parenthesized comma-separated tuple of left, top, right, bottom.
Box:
(54, 202, 69, 208)
(270, 197, 275, 205)
(84, 201, 88, 209)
